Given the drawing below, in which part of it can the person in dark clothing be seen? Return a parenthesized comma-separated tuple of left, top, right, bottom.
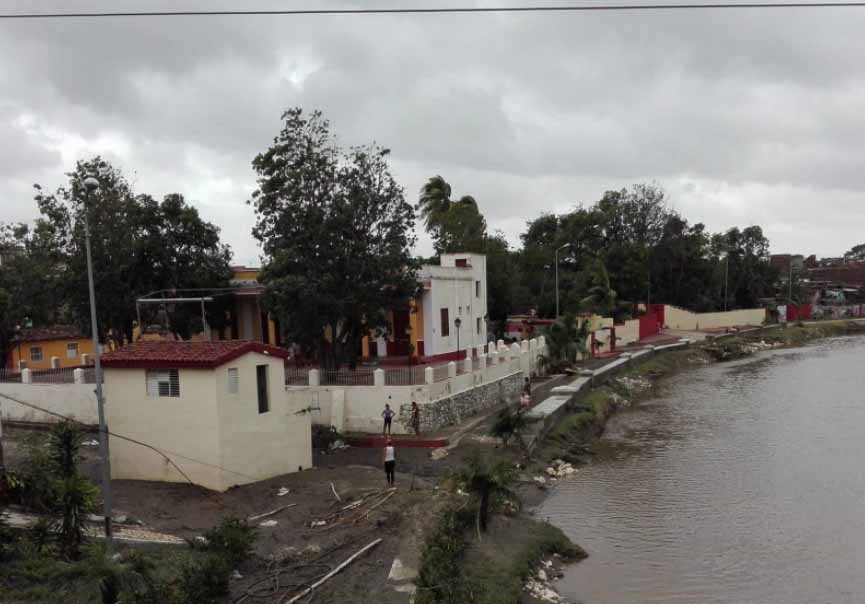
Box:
(382, 403, 395, 435)
(383, 439, 396, 486)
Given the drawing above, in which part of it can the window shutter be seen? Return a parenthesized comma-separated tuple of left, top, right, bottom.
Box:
(227, 368, 239, 394)
(146, 369, 180, 397)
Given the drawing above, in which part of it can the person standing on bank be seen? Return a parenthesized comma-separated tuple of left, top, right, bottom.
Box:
(410, 401, 421, 436)
(383, 439, 396, 486)
(382, 403, 395, 436)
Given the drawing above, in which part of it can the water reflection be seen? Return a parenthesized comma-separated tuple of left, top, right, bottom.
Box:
(540, 336, 865, 604)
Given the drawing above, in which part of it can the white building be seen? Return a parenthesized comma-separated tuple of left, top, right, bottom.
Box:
(102, 340, 312, 492)
(418, 253, 488, 359)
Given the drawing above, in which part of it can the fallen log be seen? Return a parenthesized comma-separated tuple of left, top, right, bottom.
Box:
(285, 538, 383, 603)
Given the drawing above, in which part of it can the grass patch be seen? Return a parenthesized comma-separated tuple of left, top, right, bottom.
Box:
(462, 516, 585, 604)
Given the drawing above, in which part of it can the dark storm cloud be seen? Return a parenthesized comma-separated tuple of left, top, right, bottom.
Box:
(2, 0, 865, 263)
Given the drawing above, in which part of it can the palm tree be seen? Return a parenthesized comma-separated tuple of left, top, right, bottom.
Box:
(455, 455, 517, 538)
(581, 257, 618, 316)
(539, 313, 589, 372)
(491, 407, 537, 455)
(418, 175, 453, 233)
(418, 175, 484, 253)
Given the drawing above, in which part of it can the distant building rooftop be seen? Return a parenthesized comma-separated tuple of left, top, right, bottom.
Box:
(17, 326, 86, 343)
(101, 340, 290, 369)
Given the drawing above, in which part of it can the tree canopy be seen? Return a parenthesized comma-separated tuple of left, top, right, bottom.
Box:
(2, 157, 232, 349)
(250, 108, 418, 369)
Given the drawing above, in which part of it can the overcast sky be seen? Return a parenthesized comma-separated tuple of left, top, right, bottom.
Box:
(2, 0, 864, 266)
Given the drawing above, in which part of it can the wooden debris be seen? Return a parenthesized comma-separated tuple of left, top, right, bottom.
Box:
(330, 482, 342, 502)
(285, 539, 383, 604)
(247, 503, 297, 522)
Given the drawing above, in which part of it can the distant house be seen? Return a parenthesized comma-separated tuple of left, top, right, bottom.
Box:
(101, 340, 312, 492)
(5, 326, 95, 371)
(359, 253, 488, 362)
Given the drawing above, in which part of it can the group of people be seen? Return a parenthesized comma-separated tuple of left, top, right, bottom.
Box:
(377, 377, 534, 486)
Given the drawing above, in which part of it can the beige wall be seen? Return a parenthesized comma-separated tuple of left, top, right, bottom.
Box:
(616, 319, 641, 347)
(215, 352, 311, 489)
(105, 351, 312, 492)
(105, 367, 223, 489)
(0, 383, 97, 424)
(664, 305, 766, 331)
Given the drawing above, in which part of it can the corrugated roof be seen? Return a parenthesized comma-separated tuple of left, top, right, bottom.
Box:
(101, 340, 290, 369)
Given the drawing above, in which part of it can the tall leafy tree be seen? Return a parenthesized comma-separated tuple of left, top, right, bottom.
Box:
(30, 157, 232, 346)
(250, 108, 418, 369)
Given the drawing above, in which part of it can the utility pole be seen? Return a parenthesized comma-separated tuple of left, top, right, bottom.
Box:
(723, 252, 730, 312)
(788, 257, 794, 305)
(82, 176, 113, 543)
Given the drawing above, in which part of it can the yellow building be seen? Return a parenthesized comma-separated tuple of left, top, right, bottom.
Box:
(6, 326, 96, 371)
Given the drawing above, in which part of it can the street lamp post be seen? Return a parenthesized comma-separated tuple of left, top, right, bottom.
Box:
(724, 252, 729, 312)
(555, 243, 572, 319)
(82, 176, 113, 542)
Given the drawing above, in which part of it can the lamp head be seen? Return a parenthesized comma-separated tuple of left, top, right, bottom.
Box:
(83, 176, 100, 192)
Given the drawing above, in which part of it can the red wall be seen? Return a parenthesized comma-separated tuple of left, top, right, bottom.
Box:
(786, 304, 812, 321)
(647, 304, 666, 327)
(639, 314, 660, 339)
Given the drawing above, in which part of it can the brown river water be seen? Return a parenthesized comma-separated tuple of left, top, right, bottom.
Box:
(539, 336, 865, 604)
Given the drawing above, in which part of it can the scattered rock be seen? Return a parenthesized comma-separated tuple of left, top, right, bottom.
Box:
(430, 447, 449, 460)
(259, 520, 278, 527)
(276, 487, 290, 497)
(82, 439, 99, 446)
(533, 476, 547, 488)
(230, 569, 243, 581)
(310, 520, 326, 528)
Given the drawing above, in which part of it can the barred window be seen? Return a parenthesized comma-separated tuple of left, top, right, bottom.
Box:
(146, 369, 180, 397)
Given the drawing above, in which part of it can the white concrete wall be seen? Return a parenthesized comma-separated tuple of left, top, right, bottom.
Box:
(105, 367, 223, 490)
(0, 383, 97, 424)
(616, 319, 641, 347)
(305, 339, 546, 434)
(664, 305, 766, 330)
(215, 353, 312, 489)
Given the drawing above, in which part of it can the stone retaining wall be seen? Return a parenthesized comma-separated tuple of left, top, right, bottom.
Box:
(399, 372, 522, 432)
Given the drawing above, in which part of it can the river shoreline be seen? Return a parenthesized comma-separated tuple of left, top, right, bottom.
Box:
(523, 319, 865, 603)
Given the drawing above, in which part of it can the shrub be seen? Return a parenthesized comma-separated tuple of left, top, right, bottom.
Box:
(191, 516, 257, 568)
(415, 507, 474, 604)
(175, 554, 232, 604)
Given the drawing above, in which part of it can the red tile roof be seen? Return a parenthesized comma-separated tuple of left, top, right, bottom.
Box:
(19, 326, 87, 343)
(101, 340, 290, 369)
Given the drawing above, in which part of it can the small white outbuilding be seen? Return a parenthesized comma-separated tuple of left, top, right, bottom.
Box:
(102, 340, 312, 492)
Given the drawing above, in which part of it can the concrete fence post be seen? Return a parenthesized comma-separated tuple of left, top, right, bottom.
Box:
(478, 353, 487, 370)
(490, 351, 499, 365)
(73, 368, 85, 384)
(81, 353, 90, 366)
(488, 341, 496, 355)
(425, 366, 434, 385)
(521, 340, 529, 353)
(50, 356, 61, 369)
(17, 360, 26, 371)
(21, 368, 32, 384)
(374, 368, 385, 387)
(463, 356, 473, 374)
(447, 361, 457, 379)
(538, 335, 546, 349)
(497, 339, 504, 348)
(308, 368, 320, 387)
(511, 343, 521, 357)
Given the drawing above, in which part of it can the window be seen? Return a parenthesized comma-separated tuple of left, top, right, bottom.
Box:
(477, 317, 482, 334)
(458, 306, 462, 316)
(440, 308, 450, 337)
(227, 368, 239, 394)
(455, 258, 468, 267)
(256, 365, 269, 413)
(476, 281, 481, 297)
(29, 347, 43, 362)
(467, 305, 470, 314)
(146, 369, 180, 397)
(66, 343, 79, 359)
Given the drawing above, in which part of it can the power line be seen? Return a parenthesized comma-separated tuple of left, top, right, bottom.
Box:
(2, 3, 865, 19)
(0, 391, 259, 484)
